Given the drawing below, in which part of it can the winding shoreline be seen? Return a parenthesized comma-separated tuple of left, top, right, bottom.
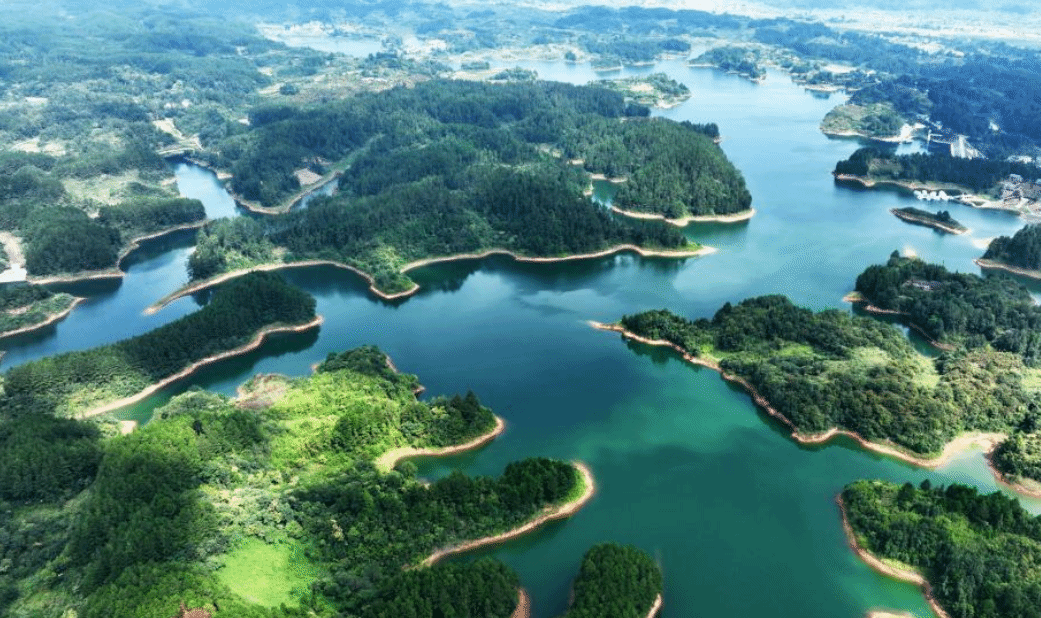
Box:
(511, 589, 531, 618)
(28, 220, 206, 286)
(975, 258, 1041, 281)
(375, 415, 507, 472)
(419, 462, 596, 567)
(74, 316, 323, 419)
(985, 452, 1041, 500)
(844, 297, 956, 351)
(0, 296, 84, 340)
(590, 322, 1011, 475)
(145, 244, 714, 314)
(837, 495, 951, 618)
(611, 205, 756, 226)
(834, 174, 1031, 217)
(645, 593, 663, 618)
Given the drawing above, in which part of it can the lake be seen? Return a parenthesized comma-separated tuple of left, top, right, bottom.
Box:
(2, 59, 1035, 618)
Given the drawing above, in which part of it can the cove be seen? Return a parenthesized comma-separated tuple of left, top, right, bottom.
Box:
(2, 60, 1038, 618)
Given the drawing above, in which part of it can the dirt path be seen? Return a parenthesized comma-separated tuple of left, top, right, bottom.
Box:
(0, 232, 27, 283)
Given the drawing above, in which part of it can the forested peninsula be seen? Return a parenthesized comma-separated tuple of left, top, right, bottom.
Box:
(176, 80, 734, 297)
(834, 148, 1041, 214)
(854, 254, 1041, 361)
(980, 224, 1041, 278)
(841, 480, 1041, 618)
(0, 150, 207, 280)
(0, 283, 80, 339)
(600, 290, 1041, 488)
(0, 344, 594, 618)
(2, 272, 318, 417)
(560, 544, 663, 618)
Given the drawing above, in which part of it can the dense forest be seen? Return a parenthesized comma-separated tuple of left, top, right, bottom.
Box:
(561, 544, 663, 618)
(842, 480, 1041, 618)
(564, 118, 752, 219)
(834, 148, 1041, 193)
(0, 283, 77, 335)
(855, 254, 1041, 362)
(691, 46, 765, 80)
(0, 342, 592, 618)
(190, 80, 717, 294)
(2, 272, 316, 416)
(617, 294, 1041, 460)
(0, 152, 207, 276)
(983, 224, 1041, 271)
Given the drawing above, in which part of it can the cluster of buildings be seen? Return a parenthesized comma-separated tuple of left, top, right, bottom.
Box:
(1003, 174, 1041, 207)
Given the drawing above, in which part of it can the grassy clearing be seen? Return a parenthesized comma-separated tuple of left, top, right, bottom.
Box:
(217, 538, 320, 607)
(1021, 366, 1041, 393)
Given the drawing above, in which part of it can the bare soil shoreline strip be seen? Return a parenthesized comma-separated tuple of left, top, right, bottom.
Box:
(511, 589, 530, 618)
(611, 205, 756, 226)
(145, 244, 714, 314)
(0, 297, 85, 340)
(375, 415, 507, 472)
(75, 316, 323, 419)
(975, 258, 1041, 281)
(837, 495, 951, 618)
(645, 593, 663, 618)
(591, 322, 1014, 478)
(419, 462, 596, 567)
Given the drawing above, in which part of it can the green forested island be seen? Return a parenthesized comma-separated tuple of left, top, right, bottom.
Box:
(176, 80, 729, 296)
(561, 544, 663, 618)
(841, 480, 1041, 618)
(890, 207, 967, 235)
(3, 272, 317, 416)
(690, 46, 765, 81)
(820, 103, 906, 141)
(592, 73, 692, 107)
(610, 293, 1041, 478)
(0, 283, 78, 337)
(982, 224, 1041, 274)
(0, 343, 592, 618)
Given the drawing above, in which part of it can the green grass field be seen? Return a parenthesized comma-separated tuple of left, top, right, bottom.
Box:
(217, 538, 321, 607)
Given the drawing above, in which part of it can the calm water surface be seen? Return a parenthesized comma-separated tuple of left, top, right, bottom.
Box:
(2, 62, 1037, 618)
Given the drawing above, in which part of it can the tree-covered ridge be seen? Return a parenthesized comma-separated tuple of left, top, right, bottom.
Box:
(361, 560, 520, 618)
(842, 480, 1041, 618)
(221, 79, 645, 207)
(1, 272, 316, 416)
(0, 343, 583, 618)
(617, 295, 1041, 457)
(835, 148, 1041, 194)
(0, 152, 207, 277)
(561, 544, 663, 618)
(855, 255, 1041, 363)
(984, 224, 1041, 272)
(566, 118, 752, 219)
(189, 80, 721, 294)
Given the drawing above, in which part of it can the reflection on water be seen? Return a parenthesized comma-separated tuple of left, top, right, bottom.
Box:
(1, 57, 1037, 618)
